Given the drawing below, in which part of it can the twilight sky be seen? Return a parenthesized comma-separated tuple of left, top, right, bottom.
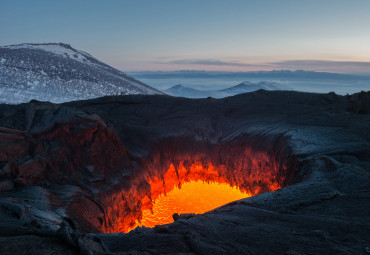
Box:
(1, 0, 370, 73)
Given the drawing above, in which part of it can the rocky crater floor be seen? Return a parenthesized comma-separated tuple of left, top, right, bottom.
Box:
(0, 90, 369, 254)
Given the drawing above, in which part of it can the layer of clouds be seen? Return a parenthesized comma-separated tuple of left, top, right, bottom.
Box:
(272, 60, 370, 67)
(168, 59, 251, 67)
(160, 58, 370, 74)
(166, 59, 267, 68)
(272, 60, 370, 73)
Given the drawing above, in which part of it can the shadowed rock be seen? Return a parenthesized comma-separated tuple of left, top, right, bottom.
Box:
(0, 90, 369, 254)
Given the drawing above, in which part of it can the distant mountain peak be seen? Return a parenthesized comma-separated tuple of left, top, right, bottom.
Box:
(233, 81, 254, 87)
(5, 42, 75, 50)
(54, 42, 73, 48)
(0, 43, 163, 104)
(164, 81, 286, 98)
(3, 42, 95, 64)
(170, 84, 185, 89)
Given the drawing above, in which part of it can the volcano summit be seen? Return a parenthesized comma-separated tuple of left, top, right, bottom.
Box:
(0, 43, 163, 104)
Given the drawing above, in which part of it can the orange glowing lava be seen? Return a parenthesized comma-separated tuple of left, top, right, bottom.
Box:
(135, 180, 251, 228)
(105, 156, 285, 233)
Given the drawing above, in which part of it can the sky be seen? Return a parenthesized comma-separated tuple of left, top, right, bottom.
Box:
(1, 0, 370, 73)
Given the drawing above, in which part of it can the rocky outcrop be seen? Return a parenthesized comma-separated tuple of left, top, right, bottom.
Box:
(0, 90, 370, 254)
(0, 100, 298, 234)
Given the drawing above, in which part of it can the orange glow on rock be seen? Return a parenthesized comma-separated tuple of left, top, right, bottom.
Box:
(135, 180, 251, 228)
(129, 161, 282, 232)
(104, 153, 287, 233)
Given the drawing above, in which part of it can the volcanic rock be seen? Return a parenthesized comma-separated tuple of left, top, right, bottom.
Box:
(0, 90, 369, 254)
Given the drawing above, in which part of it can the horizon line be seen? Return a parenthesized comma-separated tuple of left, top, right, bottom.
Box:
(125, 69, 370, 76)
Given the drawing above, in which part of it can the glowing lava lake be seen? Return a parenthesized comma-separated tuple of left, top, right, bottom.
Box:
(135, 180, 251, 229)
(114, 159, 284, 233)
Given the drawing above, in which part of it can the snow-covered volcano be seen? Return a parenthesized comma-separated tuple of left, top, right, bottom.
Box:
(0, 43, 163, 104)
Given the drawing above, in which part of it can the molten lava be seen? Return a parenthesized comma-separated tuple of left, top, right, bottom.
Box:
(136, 180, 251, 228)
(129, 160, 282, 232)
(104, 155, 286, 233)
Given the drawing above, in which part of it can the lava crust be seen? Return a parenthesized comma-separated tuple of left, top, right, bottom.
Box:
(0, 90, 369, 254)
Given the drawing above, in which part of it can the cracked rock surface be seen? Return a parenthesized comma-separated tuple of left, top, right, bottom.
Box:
(0, 90, 369, 254)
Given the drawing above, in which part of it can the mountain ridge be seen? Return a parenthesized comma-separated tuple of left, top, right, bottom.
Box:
(165, 81, 288, 98)
(129, 69, 370, 80)
(0, 42, 163, 104)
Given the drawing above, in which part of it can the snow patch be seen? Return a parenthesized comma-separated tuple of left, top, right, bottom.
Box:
(0, 43, 163, 104)
(4, 43, 90, 64)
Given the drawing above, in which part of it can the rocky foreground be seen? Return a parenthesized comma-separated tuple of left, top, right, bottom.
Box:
(0, 90, 369, 254)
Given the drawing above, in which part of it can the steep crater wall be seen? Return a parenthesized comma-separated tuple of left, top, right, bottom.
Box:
(0, 106, 299, 234)
(98, 134, 299, 233)
(1, 91, 370, 254)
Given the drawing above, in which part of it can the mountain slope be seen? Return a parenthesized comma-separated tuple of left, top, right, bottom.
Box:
(165, 84, 222, 98)
(165, 81, 288, 98)
(220, 81, 281, 93)
(0, 43, 163, 104)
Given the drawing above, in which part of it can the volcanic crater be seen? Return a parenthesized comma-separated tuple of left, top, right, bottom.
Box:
(102, 134, 298, 233)
(0, 90, 369, 254)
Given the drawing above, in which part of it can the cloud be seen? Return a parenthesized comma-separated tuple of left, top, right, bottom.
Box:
(157, 59, 370, 74)
(165, 59, 266, 67)
(271, 60, 370, 73)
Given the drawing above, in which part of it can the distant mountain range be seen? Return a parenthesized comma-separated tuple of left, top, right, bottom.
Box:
(0, 43, 163, 104)
(165, 81, 288, 98)
(129, 70, 370, 80)
(129, 70, 370, 95)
